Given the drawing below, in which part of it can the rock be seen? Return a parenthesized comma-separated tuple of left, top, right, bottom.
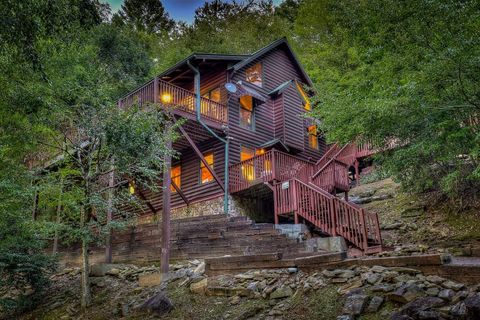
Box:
(230, 295, 241, 305)
(438, 289, 454, 301)
(338, 280, 363, 295)
(370, 283, 394, 293)
(90, 263, 114, 277)
(193, 262, 205, 276)
(270, 286, 293, 299)
(426, 275, 445, 284)
(365, 272, 382, 285)
(337, 316, 354, 320)
(464, 293, 480, 319)
(389, 267, 421, 275)
(366, 296, 384, 313)
(90, 277, 106, 287)
(288, 267, 298, 274)
(425, 287, 439, 297)
(247, 282, 258, 292)
(388, 284, 425, 304)
(342, 294, 368, 315)
(138, 272, 162, 287)
(339, 270, 356, 279)
(383, 222, 403, 230)
(371, 265, 387, 273)
(450, 302, 467, 318)
(391, 297, 445, 319)
(442, 280, 464, 291)
(235, 274, 255, 280)
(331, 278, 349, 283)
(190, 278, 208, 294)
(106, 268, 121, 276)
(138, 291, 173, 316)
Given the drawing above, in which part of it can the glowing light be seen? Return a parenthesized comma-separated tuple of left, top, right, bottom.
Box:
(161, 93, 172, 103)
(129, 181, 135, 194)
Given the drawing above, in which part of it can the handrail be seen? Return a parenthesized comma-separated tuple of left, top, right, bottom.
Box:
(312, 144, 349, 179)
(274, 178, 382, 252)
(118, 79, 228, 123)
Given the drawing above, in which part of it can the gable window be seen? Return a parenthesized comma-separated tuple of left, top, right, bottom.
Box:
(239, 95, 255, 130)
(296, 81, 311, 111)
(170, 165, 181, 192)
(246, 63, 262, 87)
(200, 152, 214, 184)
(308, 125, 319, 150)
(202, 87, 221, 103)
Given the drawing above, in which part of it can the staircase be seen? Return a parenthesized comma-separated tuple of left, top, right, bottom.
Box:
(229, 143, 383, 254)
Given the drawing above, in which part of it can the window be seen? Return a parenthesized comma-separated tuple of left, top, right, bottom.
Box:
(128, 181, 135, 194)
(246, 63, 262, 86)
(170, 165, 181, 192)
(239, 95, 254, 130)
(202, 87, 221, 103)
(296, 81, 311, 111)
(200, 152, 214, 184)
(241, 146, 255, 181)
(308, 125, 319, 150)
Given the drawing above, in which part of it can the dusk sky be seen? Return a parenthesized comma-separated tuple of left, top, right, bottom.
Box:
(106, 0, 284, 22)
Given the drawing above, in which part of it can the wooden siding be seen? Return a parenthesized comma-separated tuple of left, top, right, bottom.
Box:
(273, 95, 284, 141)
(282, 84, 305, 152)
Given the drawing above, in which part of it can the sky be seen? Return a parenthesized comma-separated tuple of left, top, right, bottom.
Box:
(106, 0, 283, 23)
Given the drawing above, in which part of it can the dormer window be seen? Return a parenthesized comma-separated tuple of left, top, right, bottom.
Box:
(246, 63, 262, 87)
(239, 96, 255, 130)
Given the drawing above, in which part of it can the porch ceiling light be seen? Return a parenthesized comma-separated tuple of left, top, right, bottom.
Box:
(161, 93, 172, 103)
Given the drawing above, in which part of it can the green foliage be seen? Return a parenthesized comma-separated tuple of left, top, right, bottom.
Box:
(113, 0, 174, 34)
(298, 0, 480, 203)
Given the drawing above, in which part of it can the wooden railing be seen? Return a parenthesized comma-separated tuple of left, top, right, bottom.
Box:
(311, 159, 349, 193)
(229, 149, 313, 193)
(117, 78, 228, 124)
(273, 179, 382, 253)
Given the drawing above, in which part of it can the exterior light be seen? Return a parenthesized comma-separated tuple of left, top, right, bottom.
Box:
(161, 93, 172, 103)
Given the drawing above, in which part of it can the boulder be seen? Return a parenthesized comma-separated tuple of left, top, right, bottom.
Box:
(426, 275, 445, 284)
(342, 294, 368, 315)
(438, 289, 454, 301)
(388, 284, 425, 304)
(464, 293, 480, 320)
(90, 263, 115, 277)
(442, 280, 464, 291)
(450, 302, 467, 318)
(138, 292, 173, 316)
(366, 296, 384, 313)
(270, 286, 293, 299)
(390, 297, 445, 319)
(138, 272, 162, 287)
(193, 262, 205, 276)
(190, 278, 208, 294)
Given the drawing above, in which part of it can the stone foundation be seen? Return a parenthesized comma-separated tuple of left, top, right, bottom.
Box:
(136, 195, 275, 224)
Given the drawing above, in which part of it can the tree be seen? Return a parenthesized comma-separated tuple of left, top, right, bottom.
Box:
(114, 0, 174, 34)
(295, 0, 480, 204)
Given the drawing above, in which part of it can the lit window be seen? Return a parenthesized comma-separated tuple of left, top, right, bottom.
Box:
(170, 165, 181, 192)
(203, 87, 221, 103)
(296, 81, 311, 111)
(200, 152, 214, 184)
(128, 181, 135, 194)
(246, 63, 262, 86)
(239, 96, 254, 130)
(308, 125, 319, 150)
(240, 147, 255, 181)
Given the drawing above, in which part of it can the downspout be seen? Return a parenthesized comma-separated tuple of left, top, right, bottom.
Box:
(187, 60, 230, 215)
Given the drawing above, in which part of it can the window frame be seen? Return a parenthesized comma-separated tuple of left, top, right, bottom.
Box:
(307, 125, 319, 150)
(199, 151, 215, 185)
(245, 62, 263, 87)
(170, 164, 181, 192)
(239, 95, 256, 131)
(202, 86, 221, 103)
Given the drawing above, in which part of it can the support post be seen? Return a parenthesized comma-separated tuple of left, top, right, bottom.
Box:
(345, 191, 348, 202)
(224, 137, 229, 214)
(292, 180, 299, 224)
(355, 159, 360, 186)
(105, 166, 114, 263)
(161, 133, 172, 277)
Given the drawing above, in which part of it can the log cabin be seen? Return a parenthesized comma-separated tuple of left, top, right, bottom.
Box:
(118, 38, 383, 255)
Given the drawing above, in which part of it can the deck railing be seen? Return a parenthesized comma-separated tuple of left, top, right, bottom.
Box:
(117, 78, 228, 124)
(229, 149, 313, 193)
(273, 179, 382, 252)
(311, 159, 349, 193)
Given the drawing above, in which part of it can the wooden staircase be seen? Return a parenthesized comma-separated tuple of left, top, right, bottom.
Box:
(229, 143, 383, 254)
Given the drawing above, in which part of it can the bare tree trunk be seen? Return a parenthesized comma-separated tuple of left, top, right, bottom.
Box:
(160, 133, 172, 277)
(80, 206, 91, 311)
(52, 177, 64, 254)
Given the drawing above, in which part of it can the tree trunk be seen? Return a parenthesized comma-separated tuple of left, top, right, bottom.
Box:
(80, 206, 91, 311)
(52, 177, 64, 254)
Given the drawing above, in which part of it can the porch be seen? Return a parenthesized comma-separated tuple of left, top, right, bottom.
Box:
(117, 78, 228, 129)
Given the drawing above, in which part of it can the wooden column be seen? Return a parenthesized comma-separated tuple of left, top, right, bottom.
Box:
(105, 167, 114, 263)
(161, 133, 172, 276)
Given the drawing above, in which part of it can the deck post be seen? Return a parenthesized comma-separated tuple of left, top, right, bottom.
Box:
(273, 186, 279, 225)
(330, 198, 337, 236)
(161, 130, 172, 277)
(355, 159, 360, 186)
(105, 165, 114, 263)
(292, 180, 299, 224)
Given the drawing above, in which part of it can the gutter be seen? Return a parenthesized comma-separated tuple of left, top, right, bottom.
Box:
(187, 60, 230, 215)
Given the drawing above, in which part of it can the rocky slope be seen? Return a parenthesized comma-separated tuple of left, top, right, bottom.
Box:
(15, 260, 480, 320)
